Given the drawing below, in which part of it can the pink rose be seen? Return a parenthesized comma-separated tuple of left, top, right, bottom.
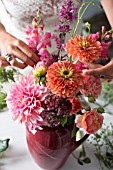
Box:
(76, 110, 104, 134)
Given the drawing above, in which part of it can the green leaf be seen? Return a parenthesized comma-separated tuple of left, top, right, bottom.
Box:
(71, 125, 78, 138)
(94, 133, 101, 138)
(0, 139, 10, 152)
(40, 77, 46, 83)
(78, 159, 84, 165)
(67, 114, 75, 125)
(0, 67, 8, 83)
(106, 152, 113, 160)
(82, 157, 91, 164)
(61, 117, 67, 127)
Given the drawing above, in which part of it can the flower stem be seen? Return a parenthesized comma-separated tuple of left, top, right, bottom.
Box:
(72, 0, 96, 37)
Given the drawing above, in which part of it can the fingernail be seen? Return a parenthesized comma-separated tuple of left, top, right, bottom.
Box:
(82, 70, 89, 75)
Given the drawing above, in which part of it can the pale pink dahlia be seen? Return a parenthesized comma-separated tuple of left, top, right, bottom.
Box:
(46, 61, 84, 98)
(7, 73, 49, 130)
(76, 110, 104, 134)
(80, 75, 102, 98)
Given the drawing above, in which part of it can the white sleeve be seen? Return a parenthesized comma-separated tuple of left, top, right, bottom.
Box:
(0, 1, 5, 22)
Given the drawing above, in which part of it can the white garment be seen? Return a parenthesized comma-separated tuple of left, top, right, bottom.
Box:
(0, 0, 82, 40)
(0, 0, 81, 74)
(0, 0, 64, 40)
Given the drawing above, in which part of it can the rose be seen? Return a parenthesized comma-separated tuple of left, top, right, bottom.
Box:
(76, 110, 104, 134)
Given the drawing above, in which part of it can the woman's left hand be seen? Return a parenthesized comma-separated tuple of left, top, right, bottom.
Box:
(82, 59, 113, 79)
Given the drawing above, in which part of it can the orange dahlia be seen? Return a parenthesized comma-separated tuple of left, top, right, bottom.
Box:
(69, 97, 82, 114)
(66, 34, 102, 62)
(46, 61, 83, 98)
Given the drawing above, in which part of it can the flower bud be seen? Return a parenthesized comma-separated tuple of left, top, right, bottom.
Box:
(84, 105, 91, 111)
(88, 96, 95, 103)
(104, 34, 111, 40)
(33, 65, 47, 78)
(38, 24, 44, 34)
(96, 32, 101, 39)
(102, 26, 106, 34)
(97, 107, 104, 113)
(32, 18, 37, 28)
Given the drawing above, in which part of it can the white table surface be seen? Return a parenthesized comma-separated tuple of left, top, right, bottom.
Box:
(0, 108, 113, 170)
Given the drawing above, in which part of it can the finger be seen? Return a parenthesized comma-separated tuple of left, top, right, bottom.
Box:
(83, 63, 113, 77)
(9, 55, 27, 69)
(7, 45, 35, 67)
(84, 62, 103, 69)
(82, 67, 107, 76)
(14, 40, 39, 63)
(0, 56, 10, 67)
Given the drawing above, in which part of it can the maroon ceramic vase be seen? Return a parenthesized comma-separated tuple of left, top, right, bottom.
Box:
(26, 125, 89, 170)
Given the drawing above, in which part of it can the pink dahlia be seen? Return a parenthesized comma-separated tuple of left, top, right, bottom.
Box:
(7, 73, 49, 131)
(66, 34, 102, 62)
(46, 61, 84, 98)
(80, 75, 102, 98)
(76, 110, 104, 134)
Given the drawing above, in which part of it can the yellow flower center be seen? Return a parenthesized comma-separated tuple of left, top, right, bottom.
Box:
(60, 68, 73, 79)
(78, 40, 90, 48)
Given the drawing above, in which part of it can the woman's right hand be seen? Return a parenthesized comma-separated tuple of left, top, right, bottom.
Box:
(0, 30, 39, 69)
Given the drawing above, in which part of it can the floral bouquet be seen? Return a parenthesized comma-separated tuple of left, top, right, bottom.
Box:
(6, 0, 112, 136)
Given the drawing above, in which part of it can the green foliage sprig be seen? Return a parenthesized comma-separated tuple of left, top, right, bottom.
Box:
(72, 144, 91, 165)
(0, 66, 18, 83)
(0, 66, 20, 110)
(101, 81, 113, 106)
(72, 130, 91, 165)
(0, 91, 7, 110)
(88, 123, 113, 170)
(0, 84, 7, 110)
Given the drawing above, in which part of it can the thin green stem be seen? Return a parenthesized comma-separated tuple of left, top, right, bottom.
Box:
(72, 1, 95, 37)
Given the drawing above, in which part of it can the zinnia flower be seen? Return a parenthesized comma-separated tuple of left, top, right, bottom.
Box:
(66, 34, 102, 62)
(76, 110, 104, 134)
(80, 75, 102, 98)
(7, 73, 49, 131)
(46, 60, 83, 98)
